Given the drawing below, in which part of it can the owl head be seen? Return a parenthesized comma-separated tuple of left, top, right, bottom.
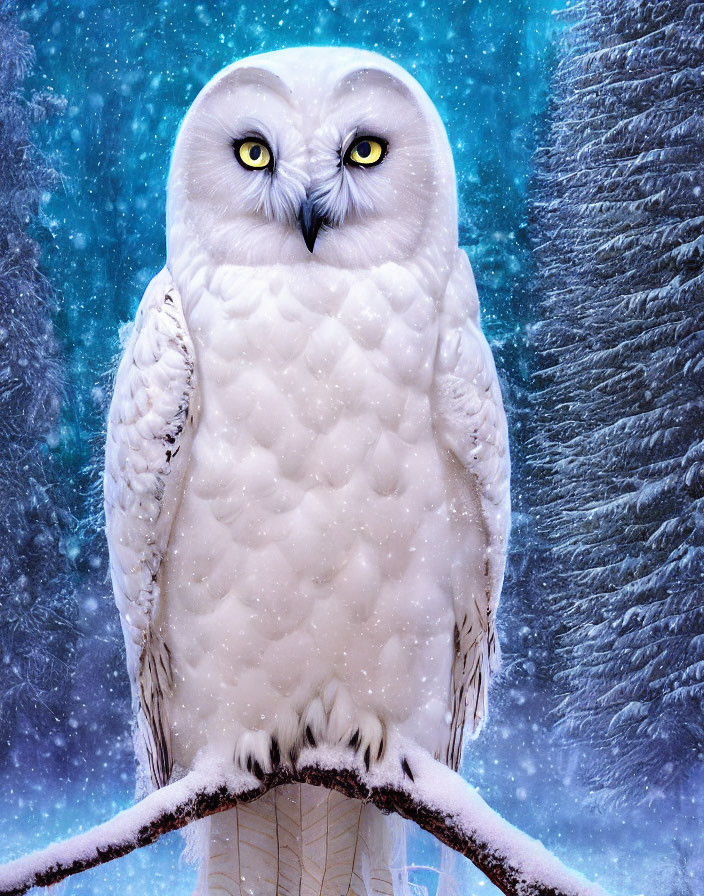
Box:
(166, 47, 458, 271)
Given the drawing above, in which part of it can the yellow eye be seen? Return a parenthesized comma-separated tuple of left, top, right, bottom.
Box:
(237, 139, 272, 170)
(345, 137, 387, 167)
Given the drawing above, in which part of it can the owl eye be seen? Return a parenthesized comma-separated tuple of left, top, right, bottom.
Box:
(235, 138, 273, 171)
(344, 136, 387, 168)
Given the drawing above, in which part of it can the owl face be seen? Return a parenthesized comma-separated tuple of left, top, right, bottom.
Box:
(167, 48, 457, 270)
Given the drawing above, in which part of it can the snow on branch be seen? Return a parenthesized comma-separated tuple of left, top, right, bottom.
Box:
(0, 743, 607, 896)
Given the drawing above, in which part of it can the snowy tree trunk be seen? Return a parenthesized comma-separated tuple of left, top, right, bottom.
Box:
(531, 0, 704, 804)
(0, 745, 608, 896)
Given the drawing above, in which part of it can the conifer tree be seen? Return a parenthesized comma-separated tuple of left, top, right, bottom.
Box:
(0, 4, 76, 762)
(532, 0, 704, 804)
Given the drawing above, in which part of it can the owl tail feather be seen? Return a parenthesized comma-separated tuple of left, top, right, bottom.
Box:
(197, 783, 395, 896)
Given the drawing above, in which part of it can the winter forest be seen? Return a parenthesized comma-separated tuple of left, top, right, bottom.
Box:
(0, 0, 703, 893)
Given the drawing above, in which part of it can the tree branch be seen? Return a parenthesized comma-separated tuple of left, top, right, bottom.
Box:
(0, 743, 607, 896)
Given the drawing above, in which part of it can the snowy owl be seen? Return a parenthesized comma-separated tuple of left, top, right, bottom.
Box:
(104, 47, 510, 896)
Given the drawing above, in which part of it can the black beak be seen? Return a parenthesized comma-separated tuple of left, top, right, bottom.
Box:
(298, 195, 326, 253)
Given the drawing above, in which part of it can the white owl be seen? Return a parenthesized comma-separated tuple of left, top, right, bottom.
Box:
(104, 47, 510, 896)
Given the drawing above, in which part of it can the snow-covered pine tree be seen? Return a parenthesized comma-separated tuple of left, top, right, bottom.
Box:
(531, 0, 704, 804)
(0, 4, 76, 764)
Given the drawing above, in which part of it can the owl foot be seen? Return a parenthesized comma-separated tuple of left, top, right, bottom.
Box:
(293, 684, 388, 771)
(310, 681, 388, 770)
(344, 712, 386, 771)
(234, 729, 277, 779)
(232, 687, 390, 778)
(401, 756, 414, 782)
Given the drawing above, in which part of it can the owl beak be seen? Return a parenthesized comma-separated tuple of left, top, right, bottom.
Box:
(298, 196, 326, 253)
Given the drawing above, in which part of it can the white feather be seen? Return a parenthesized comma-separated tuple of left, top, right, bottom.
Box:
(104, 269, 197, 788)
(431, 250, 511, 764)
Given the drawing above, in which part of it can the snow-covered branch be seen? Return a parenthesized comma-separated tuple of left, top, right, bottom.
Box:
(0, 743, 606, 896)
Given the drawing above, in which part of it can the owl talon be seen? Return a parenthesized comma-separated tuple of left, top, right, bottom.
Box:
(305, 725, 316, 747)
(401, 758, 414, 782)
(270, 737, 281, 768)
(234, 729, 275, 776)
(346, 714, 384, 770)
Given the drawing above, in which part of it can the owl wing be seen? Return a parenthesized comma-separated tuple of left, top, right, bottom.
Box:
(431, 250, 511, 771)
(104, 267, 196, 789)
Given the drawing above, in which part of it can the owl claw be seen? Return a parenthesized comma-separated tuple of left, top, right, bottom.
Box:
(345, 715, 385, 770)
(401, 757, 414, 782)
(234, 729, 274, 777)
(270, 737, 281, 768)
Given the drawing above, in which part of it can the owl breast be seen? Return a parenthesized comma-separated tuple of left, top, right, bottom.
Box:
(161, 257, 456, 768)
